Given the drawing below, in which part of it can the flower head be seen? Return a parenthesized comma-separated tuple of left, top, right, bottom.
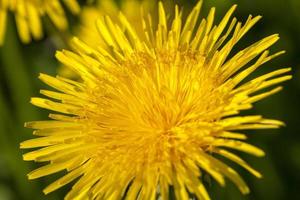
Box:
(22, 1, 291, 199)
(0, 0, 80, 45)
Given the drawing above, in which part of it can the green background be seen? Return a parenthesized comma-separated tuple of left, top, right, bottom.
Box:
(0, 0, 299, 199)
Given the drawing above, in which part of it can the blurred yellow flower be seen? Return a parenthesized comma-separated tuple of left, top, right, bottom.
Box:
(79, 0, 155, 48)
(22, 1, 291, 199)
(59, 0, 155, 78)
(0, 0, 80, 45)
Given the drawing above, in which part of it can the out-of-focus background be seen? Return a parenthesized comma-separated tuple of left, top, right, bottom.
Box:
(0, 0, 299, 199)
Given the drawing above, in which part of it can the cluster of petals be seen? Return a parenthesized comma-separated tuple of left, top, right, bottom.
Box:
(21, 1, 291, 200)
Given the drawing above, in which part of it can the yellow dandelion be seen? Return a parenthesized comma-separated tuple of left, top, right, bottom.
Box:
(0, 0, 80, 45)
(22, 1, 291, 199)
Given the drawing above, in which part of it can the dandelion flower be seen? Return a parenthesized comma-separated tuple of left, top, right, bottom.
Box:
(0, 0, 80, 45)
(22, 1, 291, 199)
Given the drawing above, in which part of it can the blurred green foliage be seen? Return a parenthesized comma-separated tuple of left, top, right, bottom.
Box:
(0, 0, 299, 199)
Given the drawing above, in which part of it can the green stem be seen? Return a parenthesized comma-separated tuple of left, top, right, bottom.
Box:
(0, 15, 40, 127)
(0, 15, 59, 200)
